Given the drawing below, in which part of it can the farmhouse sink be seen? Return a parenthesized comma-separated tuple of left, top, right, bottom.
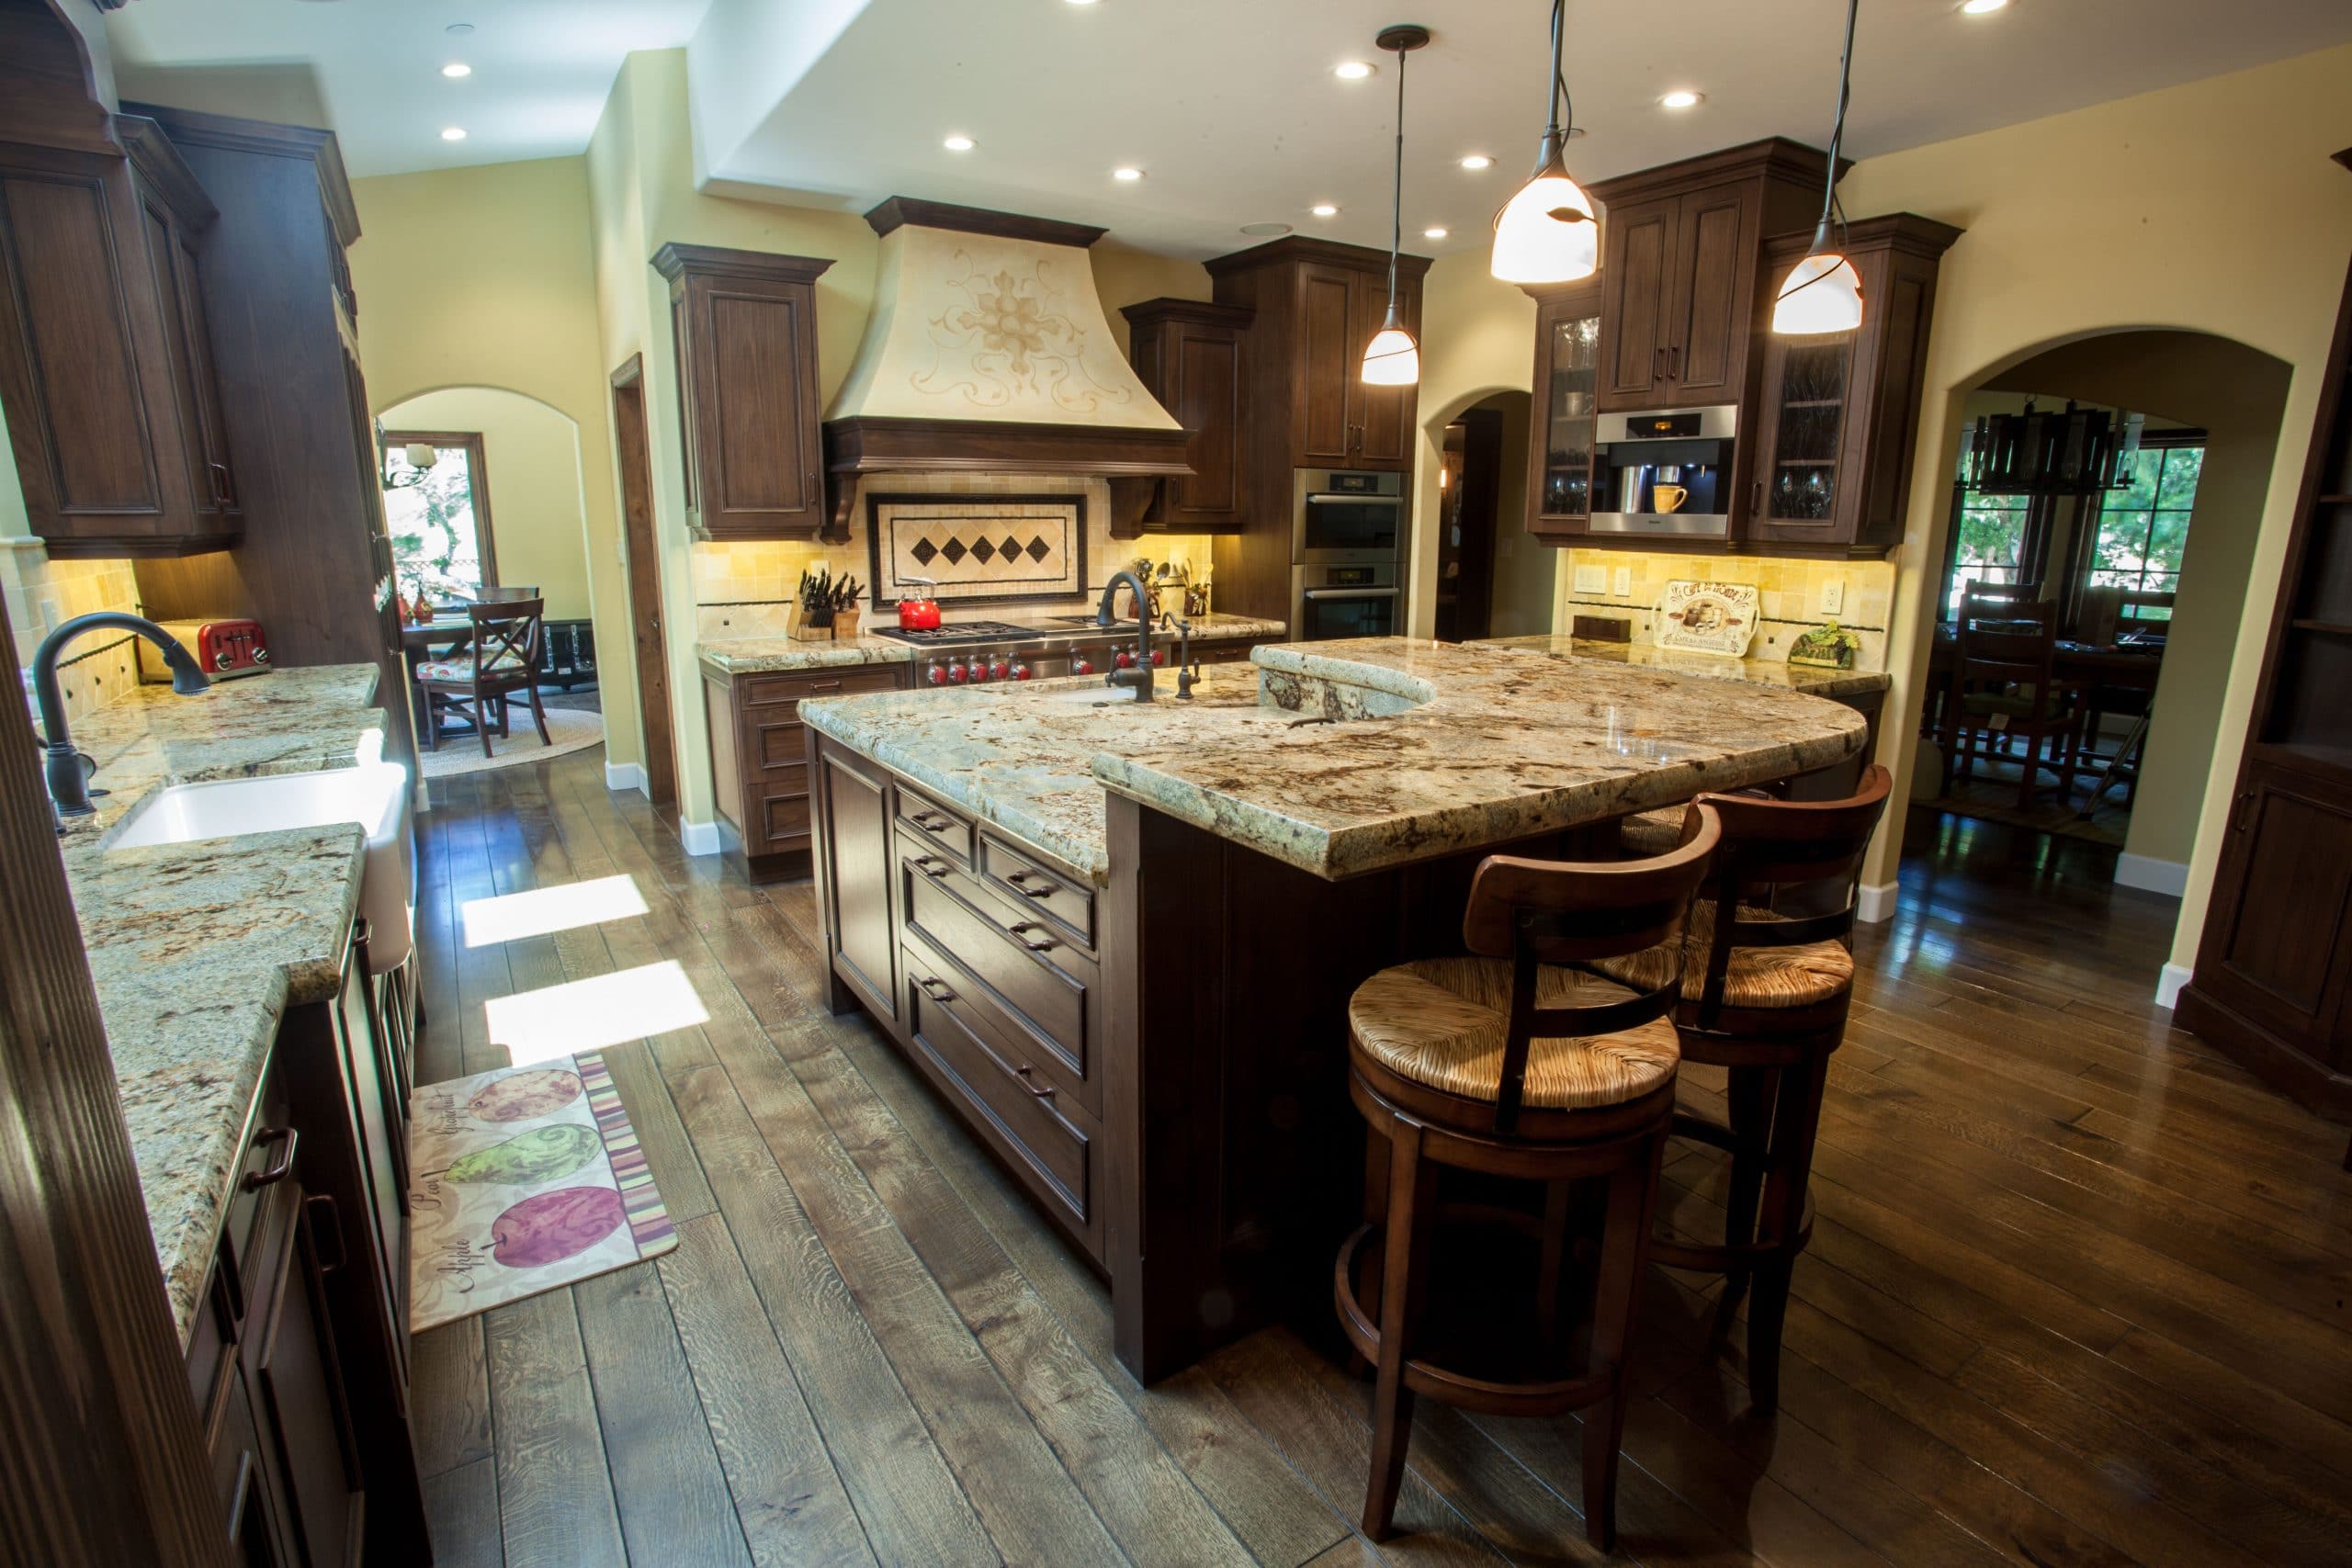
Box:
(1036, 684, 1141, 705)
(109, 762, 415, 973)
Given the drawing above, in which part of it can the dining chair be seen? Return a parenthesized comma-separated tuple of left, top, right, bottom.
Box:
(413, 598, 548, 758)
(1951, 607, 2077, 809)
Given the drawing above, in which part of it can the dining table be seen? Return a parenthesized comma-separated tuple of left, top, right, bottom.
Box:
(1925, 623, 2166, 812)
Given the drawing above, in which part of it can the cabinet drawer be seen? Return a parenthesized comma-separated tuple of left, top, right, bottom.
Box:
(902, 931, 1100, 1257)
(896, 782, 976, 866)
(740, 665, 902, 716)
(761, 791, 812, 844)
(754, 728, 813, 778)
(977, 829, 1096, 950)
(1194, 641, 1258, 665)
(900, 845, 1093, 1107)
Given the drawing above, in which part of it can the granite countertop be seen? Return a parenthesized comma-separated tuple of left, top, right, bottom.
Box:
(799, 637, 1868, 885)
(1471, 634, 1894, 699)
(53, 666, 389, 1347)
(698, 611, 1288, 677)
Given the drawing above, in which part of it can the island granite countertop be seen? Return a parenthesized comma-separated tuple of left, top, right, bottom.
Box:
(799, 637, 1868, 885)
(1470, 634, 1893, 699)
(53, 664, 390, 1347)
(699, 611, 1287, 678)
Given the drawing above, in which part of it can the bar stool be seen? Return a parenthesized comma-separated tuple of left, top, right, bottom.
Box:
(1336, 810, 1721, 1550)
(1590, 765, 1892, 1414)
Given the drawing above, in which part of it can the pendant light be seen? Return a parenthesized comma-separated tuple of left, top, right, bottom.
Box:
(1362, 24, 1429, 387)
(1488, 0, 1596, 286)
(1772, 0, 1865, 333)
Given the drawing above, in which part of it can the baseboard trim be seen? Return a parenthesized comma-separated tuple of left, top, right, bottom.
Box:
(2114, 852, 2189, 898)
(604, 761, 648, 796)
(2154, 962, 2194, 1010)
(679, 817, 722, 857)
(1856, 880, 1899, 925)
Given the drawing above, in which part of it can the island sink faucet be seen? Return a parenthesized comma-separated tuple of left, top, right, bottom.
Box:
(32, 612, 210, 818)
(1096, 570, 1156, 703)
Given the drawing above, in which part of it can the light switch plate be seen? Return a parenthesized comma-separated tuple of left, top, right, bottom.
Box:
(1613, 567, 1634, 597)
(1818, 575, 1846, 615)
(1573, 564, 1605, 595)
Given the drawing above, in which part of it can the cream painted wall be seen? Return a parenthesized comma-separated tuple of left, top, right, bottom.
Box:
(379, 388, 597, 623)
(347, 155, 641, 773)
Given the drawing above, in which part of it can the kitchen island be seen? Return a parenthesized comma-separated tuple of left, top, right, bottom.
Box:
(801, 637, 1868, 1379)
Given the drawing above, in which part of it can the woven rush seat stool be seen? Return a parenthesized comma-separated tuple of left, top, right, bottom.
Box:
(1336, 809, 1721, 1550)
(1590, 764, 1892, 1414)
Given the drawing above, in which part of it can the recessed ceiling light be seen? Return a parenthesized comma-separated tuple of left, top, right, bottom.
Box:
(1960, 0, 2008, 12)
(1311, 203, 1339, 218)
(1238, 221, 1294, 237)
(444, 21, 473, 33)
(1113, 165, 1144, 181)
(441, 62, 472, 79)
(1333, 61, 1374, 80)
(1659, 89, 1702, 109)
(943, 134, 976, 152)
(1459, 154, 1493, 171)
(1423, 226, 1449, 240)
(1065, 0, 1100, 6)
(440, 127, 468, 141)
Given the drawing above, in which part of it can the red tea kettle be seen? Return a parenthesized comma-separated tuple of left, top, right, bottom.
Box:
(897, 575, 942, 631)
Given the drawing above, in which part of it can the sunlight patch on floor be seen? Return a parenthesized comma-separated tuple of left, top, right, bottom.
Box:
(461, 874, 650, 947)
(483, 960, 707, 1066)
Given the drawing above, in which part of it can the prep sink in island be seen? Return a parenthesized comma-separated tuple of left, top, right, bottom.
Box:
(798, 637, 1869, 1381)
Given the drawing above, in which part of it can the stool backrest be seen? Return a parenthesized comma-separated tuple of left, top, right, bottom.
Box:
(1463, 805, 1721, 1129)
(1685, 764, 1892, 1026)
(467, 597, 545, 680)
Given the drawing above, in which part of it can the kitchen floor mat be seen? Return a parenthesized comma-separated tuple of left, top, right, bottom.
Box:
(406, 1051, 676, 1333)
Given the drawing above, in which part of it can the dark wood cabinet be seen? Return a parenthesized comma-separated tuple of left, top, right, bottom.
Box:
(707, 662, 910, 880)
(653, 243, 833, 541)
(1119, 298, 1253, 532)
(0, 114, 242, 558)
(1744, 215, 1961, 552)
(1523, 278, 1604, 540)
(2179, 232, 2352, 1133)
(819, 740, 901, 1021)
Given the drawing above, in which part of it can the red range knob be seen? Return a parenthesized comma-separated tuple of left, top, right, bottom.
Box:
(1114, 649, 1136, 669)
(1012, 662, 1032, 680)
(947, 660, 968, 683)
(1073, 657, 1094, 675)
(989, 658, 1010, 681)
(1148, 649, 1165, 666)
(926, 660, 947, 686)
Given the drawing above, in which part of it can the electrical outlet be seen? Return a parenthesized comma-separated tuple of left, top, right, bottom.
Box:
(1818, 575, 1846, 615)
(1613, 567, 1633, 597)
(1573, 564, 1605, 595)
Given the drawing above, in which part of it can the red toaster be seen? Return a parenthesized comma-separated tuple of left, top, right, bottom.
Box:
(139, 618, 271, 682)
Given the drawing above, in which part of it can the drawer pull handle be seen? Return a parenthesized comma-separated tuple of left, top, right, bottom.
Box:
(242, 1126, 299, 1190)
(1007, 921, 1057, 953)
(1013, 1065, 1056, 1100)
(917, 976, 956, 1002)
(910, 811, 954, 832)
(808, 679, 844, 692)
(306, 1194, 347, 1276)
(911, 855, 951, 879)
(1002, 870, 1056, 899)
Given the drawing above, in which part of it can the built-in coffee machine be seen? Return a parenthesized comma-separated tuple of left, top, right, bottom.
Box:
(1589, 405, 1738, 539)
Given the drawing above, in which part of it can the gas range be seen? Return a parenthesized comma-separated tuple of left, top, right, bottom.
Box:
(875, 617, 1165, 687)
(871, 620, 1044, 647)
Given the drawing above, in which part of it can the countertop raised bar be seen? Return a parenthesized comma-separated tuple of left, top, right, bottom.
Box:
(700, 610, 1288, 677)
(1470, 632, 1894, 699)
(802, 637, 1870, 1382)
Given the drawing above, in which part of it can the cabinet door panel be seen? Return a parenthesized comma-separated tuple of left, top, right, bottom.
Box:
(1296, 266, 1357, 464)
(2207, 769, 2352, 1052)
(819, 745, 899, 1019)
(1527, 286, 1602, 536)
(1353, 278, 1419, 470)
(1168, 323, 1243, 520)
(1598, 196, 1674, 410)
(707, 287, 820, 520)
(250, 1190, 362, 1568)
(1665, 182, 1758, 402)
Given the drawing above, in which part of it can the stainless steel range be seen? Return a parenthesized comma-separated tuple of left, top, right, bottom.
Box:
(872, 619, 1170, 687)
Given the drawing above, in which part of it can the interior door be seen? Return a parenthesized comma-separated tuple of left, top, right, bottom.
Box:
(1598, 195, 1676, 410)
(1296, 265, 1359, 465)
(1664, 181, 1760, 403)
(611, 355, 678, 811)
(1352, 276, 1419, 470)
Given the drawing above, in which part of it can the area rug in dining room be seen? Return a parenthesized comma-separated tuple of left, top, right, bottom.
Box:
(416, 704, 604, 781)
(405, 1052, 676, 1333)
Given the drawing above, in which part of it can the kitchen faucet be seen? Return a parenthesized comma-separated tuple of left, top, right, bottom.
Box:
(31, 612, 210, 818)
(1096, 570, 1156, 703)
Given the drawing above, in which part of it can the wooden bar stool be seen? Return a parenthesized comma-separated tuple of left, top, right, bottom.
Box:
(1335, 810, 1721, 1550)
(1591, 764, 1892, 1415)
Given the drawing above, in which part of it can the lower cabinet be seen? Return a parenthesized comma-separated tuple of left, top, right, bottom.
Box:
(707, 662, 911, 881)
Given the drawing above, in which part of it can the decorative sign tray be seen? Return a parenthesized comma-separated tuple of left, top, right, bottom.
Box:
(1656, 580, 1760, 658)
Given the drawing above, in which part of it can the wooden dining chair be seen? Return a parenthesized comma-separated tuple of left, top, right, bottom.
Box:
(465, 581, 541, 604)
(1951, 607, 2078, 809)
(413, 598, 548, 758)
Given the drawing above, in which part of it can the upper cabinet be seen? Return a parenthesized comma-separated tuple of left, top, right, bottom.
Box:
(653, 243, 833, 542)
(1120, 298, 1253, 532)
(1208, 238, 1430, 474)
(0, 97, 242, 558)
(1523, 278, 1604, 541)
(1589, 140, 1827, 415)
(1746, 216, 1962, 552)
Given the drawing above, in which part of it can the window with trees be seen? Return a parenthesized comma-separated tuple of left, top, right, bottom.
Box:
(2084, 441, 2201, 617)
(1945, 487, 2040, 619)
(381, 431, 497, 603)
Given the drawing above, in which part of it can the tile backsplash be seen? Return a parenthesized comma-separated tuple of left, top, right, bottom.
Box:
(2, 539, 144, 731)
(1555, 548, 1897, 671)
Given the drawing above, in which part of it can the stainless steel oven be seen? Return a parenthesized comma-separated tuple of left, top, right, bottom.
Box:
(1293, 562, 1399, 641)
(1589, 404, 1737, 539)
(1294, 468, 1406, 562)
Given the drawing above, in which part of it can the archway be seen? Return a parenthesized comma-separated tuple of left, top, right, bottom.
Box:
(1408, 382, 1528, 639)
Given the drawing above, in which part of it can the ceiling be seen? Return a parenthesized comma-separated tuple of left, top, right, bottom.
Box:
(102, 0, 2352, 255)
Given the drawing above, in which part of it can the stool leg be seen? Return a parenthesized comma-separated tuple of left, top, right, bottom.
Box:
(1351, 1129, 1393, 1375)
(1363, 1119, 1432, 1542)
(1747, 1049, 1831, 1416)
(1712, 1066, 1774, 1347)
(1582, 1128, 1663, 1552)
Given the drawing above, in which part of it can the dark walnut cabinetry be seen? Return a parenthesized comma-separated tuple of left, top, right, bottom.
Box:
(185, 927, 427, 1564)
(0, 107, 241, 558)
(1120, 298, 1253, 532)
(654, 243, 834, 542)
(2179, 228, 2352, 1139)
(1523, 278, 1604, 540)
(706, 663, 911, 880)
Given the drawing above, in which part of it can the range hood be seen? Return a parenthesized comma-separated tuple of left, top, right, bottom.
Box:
(822, 197, 1192, 535)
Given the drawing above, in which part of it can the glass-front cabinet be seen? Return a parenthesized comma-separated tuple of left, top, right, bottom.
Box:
(1523, 279, 1604, 539)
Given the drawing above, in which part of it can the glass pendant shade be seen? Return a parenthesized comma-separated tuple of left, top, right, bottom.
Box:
(1361, 322, 1420, 386)
(1771, 251, 1864, 334)
(1489, 167, 1598, 284)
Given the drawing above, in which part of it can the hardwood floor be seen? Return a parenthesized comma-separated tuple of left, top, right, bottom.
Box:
(410, 751, 2352, 1566)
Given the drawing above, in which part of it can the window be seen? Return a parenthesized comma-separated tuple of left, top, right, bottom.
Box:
(1945, 487, 2038, 619)
(381, 431, 497, 602)
(2085, 442, 2201, 619)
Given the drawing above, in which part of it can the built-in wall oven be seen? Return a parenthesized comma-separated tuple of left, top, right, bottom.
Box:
(1293, 468, 1404, 640)
(1589, 404, 1738, 539)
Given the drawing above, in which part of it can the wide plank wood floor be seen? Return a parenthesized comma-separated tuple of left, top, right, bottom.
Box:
(409, 749, 2352, 1566)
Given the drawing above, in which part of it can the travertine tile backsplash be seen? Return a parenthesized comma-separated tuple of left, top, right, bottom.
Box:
(1554, 548, 1898, 671)
(3, 540, 144, 730)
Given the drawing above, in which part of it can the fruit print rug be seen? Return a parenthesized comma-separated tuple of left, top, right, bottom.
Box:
(406, 1053, 676, 1332)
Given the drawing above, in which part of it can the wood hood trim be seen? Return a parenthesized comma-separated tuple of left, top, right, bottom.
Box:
(822, 416, 1194, 536)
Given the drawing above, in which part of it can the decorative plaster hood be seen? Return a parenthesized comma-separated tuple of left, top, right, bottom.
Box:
(823, 197, 1192, 534)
